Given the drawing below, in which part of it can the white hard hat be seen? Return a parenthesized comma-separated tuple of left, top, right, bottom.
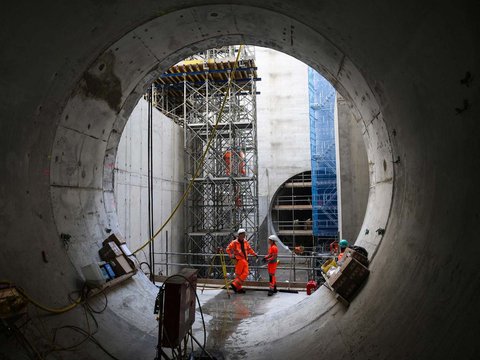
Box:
(268, 235, 280, 242)
(237, 228, 246, 235)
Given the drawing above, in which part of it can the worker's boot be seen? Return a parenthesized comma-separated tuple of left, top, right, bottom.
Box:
(237, 288, 246, 294)
(273, 285, 278, 293)
(230, 283, 238, 293)
(267, 289, 274, 296)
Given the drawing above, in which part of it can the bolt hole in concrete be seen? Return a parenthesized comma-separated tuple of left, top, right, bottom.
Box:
(2, 5, 397, 360)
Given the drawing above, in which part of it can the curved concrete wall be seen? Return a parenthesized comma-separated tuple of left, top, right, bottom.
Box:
(337, 95, 370, 242)
(0, 1, 478, 359)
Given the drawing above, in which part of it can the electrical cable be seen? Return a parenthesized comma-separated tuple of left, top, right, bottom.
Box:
(190, 331, 194, 356)
(84, 289, 108, 315)
(0, 280, 83, 315)
(45, 294, 119, 359)
(11, 323, 45, 360)
(132, 45, 245, 256)
(51, 325, 121, 360)
(49, 305, 94, 354)
(1, 280, 118, 359)
(31, 306, 56, 355)
(139, 261, 153, 277)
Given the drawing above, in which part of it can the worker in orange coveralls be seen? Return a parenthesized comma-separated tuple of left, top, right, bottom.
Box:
(329, 239, 339, 256)
(263, 235, 279, 296)
(337, 239, 349, 261)
(226, 228, 258, 294)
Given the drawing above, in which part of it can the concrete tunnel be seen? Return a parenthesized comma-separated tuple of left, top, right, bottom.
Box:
(1, 1, 479, 359)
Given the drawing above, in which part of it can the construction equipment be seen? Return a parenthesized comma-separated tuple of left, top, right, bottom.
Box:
(201, 248, 231, 298)
(0, 286, 28, 319)
(321, 248, 370, 306)
(155, 268, 215, 359)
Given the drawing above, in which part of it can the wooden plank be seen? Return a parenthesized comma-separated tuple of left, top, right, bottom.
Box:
(283, 182, 312, 188)
(88, 271, 136, 297)
(273, 205, 312, 210)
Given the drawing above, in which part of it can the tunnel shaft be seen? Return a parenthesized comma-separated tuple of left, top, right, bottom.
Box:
(0, 1, 479, 359)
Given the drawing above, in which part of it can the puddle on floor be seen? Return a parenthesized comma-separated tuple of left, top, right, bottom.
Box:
(199, 289, 274, 352)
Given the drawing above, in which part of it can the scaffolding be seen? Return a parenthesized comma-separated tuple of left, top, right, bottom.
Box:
(308, 68, 338, 239)
(152, 46, 260, 277)
(271, 171, 315, 252)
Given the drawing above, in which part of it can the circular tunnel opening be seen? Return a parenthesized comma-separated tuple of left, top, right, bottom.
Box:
(46, 5, 392, 359)
(113, 45, 369, 286)
(4, 2, 478, 360)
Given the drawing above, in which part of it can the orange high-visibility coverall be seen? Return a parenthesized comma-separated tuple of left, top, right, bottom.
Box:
(264, 243, 278, 290)
(330, 240, 339, 255)
(223, 151, 232, 176)
(226, 238, 257, 290)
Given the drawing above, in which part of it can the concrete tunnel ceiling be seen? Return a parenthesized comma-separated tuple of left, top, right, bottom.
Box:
(1, 1, 479, 359)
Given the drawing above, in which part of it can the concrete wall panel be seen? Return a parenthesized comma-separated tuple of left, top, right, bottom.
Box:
(336, 96, 369, 243)
(256, 47, 311, 233)
(114, 99, 184, 273)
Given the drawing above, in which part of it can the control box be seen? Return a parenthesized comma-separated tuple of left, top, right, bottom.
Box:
(161, 268, 198, 347)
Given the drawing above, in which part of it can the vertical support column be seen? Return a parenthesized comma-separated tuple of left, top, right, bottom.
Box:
(183, 73, 189, 268)
(252, 70, 259, 250)
(147, 83, 155, 282)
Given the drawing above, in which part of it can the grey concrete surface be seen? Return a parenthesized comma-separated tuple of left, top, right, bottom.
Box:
(336, 95, 369, 242)
(255, 47, 311, 256)
(114, 98, 184, 275)
(256, 47, 311, 229)
(0, 1, 478, 360)
(192, 288, 309, 357)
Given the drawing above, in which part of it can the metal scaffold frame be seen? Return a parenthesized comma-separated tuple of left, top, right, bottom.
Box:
(152, 46, 260, 277)
(308, 68, 338, 239)
(271, 171, 314, 250)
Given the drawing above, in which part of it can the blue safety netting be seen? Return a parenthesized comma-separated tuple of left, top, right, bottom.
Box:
(308, 68, 338, 237)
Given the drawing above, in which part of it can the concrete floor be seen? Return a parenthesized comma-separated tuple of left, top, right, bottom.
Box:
(193, 287, 309, 359)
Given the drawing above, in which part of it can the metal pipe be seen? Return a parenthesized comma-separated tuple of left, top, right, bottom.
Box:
(152, 251, 331, 259)
(148, 84, 155, 283)
(165, 230, 169, 276)
(152, 260, 323, 272)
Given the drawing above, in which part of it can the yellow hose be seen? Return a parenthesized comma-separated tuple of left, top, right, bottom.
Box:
(1, 281, 82, 314)
(17, 288, 82, 314)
